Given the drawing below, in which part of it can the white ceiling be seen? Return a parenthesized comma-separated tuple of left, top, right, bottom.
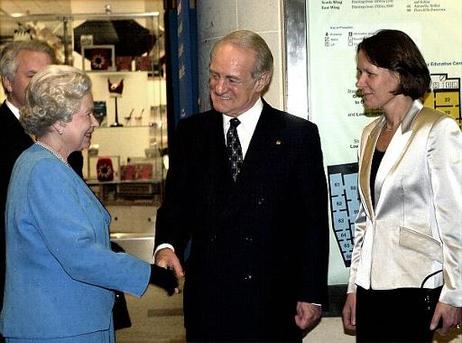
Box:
(0, 0, 71, 16)
(0, 0, 163, 37)
(0, 0, 163, 15)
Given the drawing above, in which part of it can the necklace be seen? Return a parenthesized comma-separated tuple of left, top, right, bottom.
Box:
(35, 141, 70, 167)
(384, 115, 405, 132)
(384, 120, 402, 132)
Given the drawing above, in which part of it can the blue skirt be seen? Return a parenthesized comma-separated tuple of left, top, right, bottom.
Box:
(5, 319, 114, 343)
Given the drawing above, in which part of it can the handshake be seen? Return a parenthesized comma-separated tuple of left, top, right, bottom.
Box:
(149, 264, 179, 296)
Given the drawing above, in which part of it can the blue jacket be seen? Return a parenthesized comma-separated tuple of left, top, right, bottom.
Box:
(0, 144, 151, 339)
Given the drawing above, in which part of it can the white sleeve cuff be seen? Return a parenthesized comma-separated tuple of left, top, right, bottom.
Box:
(152, 243, 175, 263)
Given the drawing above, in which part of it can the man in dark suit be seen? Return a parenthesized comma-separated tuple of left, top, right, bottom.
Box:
(154, 30, 329, 342)
(0, 42, 83, 341)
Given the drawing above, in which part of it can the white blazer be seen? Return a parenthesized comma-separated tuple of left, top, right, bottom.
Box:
(348, 100, 462, 308)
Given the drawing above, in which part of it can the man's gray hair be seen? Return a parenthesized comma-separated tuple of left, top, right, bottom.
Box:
(0, 40, 57, 81)
(210, 30, 274, 80)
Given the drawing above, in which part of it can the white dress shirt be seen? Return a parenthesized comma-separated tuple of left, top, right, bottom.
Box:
(222, 98, 263, 158)
(6, 99, 20, 119)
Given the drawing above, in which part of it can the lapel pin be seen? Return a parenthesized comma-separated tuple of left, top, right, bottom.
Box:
(275, 140, 282, 145)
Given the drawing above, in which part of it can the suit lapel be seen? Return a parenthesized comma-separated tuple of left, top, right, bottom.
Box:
(238, 102, 280, 186)
(359, 119, 382, 218)
(374, 107, 421, 205)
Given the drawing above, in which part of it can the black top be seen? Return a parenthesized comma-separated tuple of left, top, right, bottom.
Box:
(370, 148, 385, 207)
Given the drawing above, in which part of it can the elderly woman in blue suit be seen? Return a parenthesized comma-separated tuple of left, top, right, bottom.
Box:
(0, 65, 176, 342)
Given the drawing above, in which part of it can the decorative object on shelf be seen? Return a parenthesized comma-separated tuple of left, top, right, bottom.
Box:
(93, 101, 107, 127)
(107, 78, 124, 127)
(124, 108, 134, 125)
(108, 78, 124, 95)
(135, 56, 153, 71)
(88, 144, 99, 157)
(80, 34, 93, 48)
(144, 147, 158, 159)
(13, 23, 32, 41)
(86, 144, 99, 181)
(116, 56, 132, 71)
(120, 163, 153, 180)
(135, 108, 144, 125)
(87, 155, 120, 181)
(96, 157, 114, 181)
(82, 45, 115, 71)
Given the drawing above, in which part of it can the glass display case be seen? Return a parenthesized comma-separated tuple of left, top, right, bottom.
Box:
(0, 11, 167, 206)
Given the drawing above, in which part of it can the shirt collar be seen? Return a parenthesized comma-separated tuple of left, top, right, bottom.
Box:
(5, 99, 20, 120)
(222, 98, 263, 131)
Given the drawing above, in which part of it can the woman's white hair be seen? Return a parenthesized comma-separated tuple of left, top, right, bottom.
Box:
(20, 65, 92, 137)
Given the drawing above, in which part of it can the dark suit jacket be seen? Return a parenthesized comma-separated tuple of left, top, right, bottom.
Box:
(155, 100, 329, 342)
(0, 101, 83, 315)
(0, 101, 34, 312)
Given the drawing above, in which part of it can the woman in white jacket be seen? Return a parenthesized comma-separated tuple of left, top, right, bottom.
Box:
(342, 29, 461, 343)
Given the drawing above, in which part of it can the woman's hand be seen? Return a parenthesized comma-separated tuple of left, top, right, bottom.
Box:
(430, 302, 462, 335)
(342, 292, 357, 332)
(149, 264, 178, 296)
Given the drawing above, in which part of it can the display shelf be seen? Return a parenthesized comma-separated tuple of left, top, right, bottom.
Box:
(86, 179, 159, 185)
(101, 199, 160, 207)
(87, 179, 162, 206)
(85, 70, 163, 81)
(94, 124, 155, 129)
(86, 70, 150, 75)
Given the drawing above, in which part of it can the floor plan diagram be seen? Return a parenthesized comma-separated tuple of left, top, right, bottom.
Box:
(424, 73, 461, 129)
(327, 163, 360, 267)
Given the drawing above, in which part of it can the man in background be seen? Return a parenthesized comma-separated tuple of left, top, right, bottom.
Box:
(0, 41, 83, 341)
(154, 30, 329, 342)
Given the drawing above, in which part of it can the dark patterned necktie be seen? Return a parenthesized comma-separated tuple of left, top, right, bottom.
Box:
(226, 118, 243, 182)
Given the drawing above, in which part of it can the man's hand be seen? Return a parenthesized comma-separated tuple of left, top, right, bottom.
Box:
(430, 301, 462, 335)
(294, 301, 322, 330)
(342, 292, 356, 331)
(154, 247, 184, 281)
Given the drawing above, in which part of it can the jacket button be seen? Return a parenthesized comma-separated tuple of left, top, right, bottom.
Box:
(243, 273, 254, 281)
(257, 197, 265, 205)
(244, 236, 254, 243)
(209, 234, 216, 243)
